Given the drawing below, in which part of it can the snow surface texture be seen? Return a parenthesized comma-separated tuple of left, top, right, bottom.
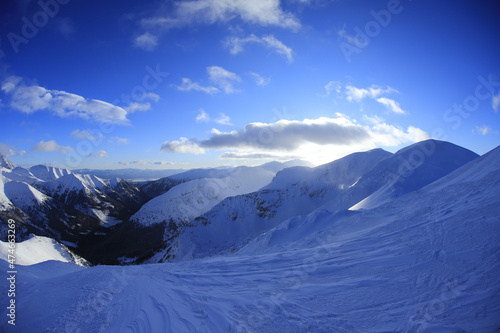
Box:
(0, 141, 499, 332)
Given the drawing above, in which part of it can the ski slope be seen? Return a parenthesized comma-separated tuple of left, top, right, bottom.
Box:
(1, 144, 499, 332)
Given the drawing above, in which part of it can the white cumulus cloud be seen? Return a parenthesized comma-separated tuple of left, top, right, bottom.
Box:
(2, 76, 130, 125)
(30, 140, 73, 154)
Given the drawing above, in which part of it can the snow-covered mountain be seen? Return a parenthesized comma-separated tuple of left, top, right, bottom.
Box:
(132, 162, 311, 227)
(126, 161, 312, 263)
(139, 159, 312, 198)
(29, 164, 73, 182)
(0, 154, 15, 170)
(0, 156, 149, 262)
(73, 167, 186, 181)
(169, 140, 478, 261)
(2, 142, 498, 332)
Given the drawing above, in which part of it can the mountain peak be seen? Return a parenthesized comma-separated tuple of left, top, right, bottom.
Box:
(29, 164, 73, 182)
(0, 154, 15, 170)
(395, 139, 478, 158)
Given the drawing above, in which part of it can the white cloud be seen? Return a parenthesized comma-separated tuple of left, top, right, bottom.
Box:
(2, 76, 130, 125)
(261, 35, 293, 62)
(175, 66, 241, 95)
(345, 85, 397, 102)
(474, 125, 492, 135)
(89, 150, 108, 158)
(0, 142, 26, 156)
(219, 152, 298, 160)
(71, 129, 103, 141)
(195, 109, 210, 122)
(195, 109, 233, 125)
(124, 92, 159, 112)
(125, 102, 151, 113)
(364, 116, 430, 146)
(324, 80, 341, 96)
(162, 114, 429, 157)
(492, 92, 500, 111)
(141, 0, 301, 31)
(30, 140, 73, 154)
(224, 34, 293, 62)
(376, 97, 406, 114)
(108, 137, 130, 145)
(161, 137, 206, 154)
(144, 92, 160, 102)
(214, 113, 233, 126)
(133, 32, 159, 51)
(118, 160, 174, 166)
(248, 72, 270, 86)
(207, 66, 241, 94)
(174, 78, 219, 95)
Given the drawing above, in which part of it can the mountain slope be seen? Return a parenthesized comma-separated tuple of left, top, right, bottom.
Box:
(29, 165, 73, 182)
(169, 141, 479, 261)
(0, 156, 149, 264)
(349, 140, 479, 210)
(0, 154, 14, 170)
(3, 144, 498, 332)
(0, 235, 88, 266)
(170, 148, 392, 260)
(128, 162, 311, 263)
(132, 165, 286, 227)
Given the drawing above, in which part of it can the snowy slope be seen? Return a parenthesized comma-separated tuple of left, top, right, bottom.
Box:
(0, 155, 148, 264)
(3, 181, 50, 209)
(169, 141, 478, 261)
(140, 160, 312, 198)
(29, 164, 73, 182)
(349, 140, 479, 210)
(0, 235, 87, 266)
(131, 163, 310, 227)
(0, 154, 14, 170)
(170, 148, 393, 260)
(2, 144, 498, 332)
(0, 174, 13, 211)
(36, 173, 145, 225)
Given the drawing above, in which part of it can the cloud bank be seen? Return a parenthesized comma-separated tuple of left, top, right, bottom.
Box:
(161, 114, 429, 155)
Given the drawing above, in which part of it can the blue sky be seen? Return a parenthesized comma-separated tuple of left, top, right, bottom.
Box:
(0, 0, 499, 169)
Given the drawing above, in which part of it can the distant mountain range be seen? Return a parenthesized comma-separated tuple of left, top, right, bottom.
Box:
(0, 156, 311, 264)
(0, 140, 486, 265)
